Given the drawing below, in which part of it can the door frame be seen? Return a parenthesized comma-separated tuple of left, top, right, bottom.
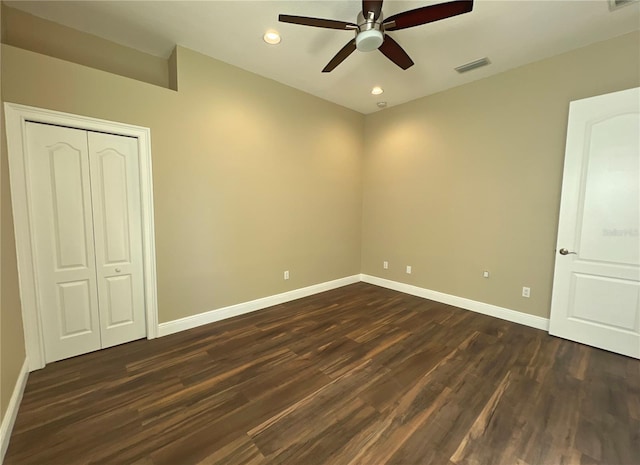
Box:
(4, 102, 159, 371)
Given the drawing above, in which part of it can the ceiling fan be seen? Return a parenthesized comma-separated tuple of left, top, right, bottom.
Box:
(279, 0, 474, 72)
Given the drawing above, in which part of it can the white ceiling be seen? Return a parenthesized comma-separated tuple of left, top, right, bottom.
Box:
(6, 0, 640, 114)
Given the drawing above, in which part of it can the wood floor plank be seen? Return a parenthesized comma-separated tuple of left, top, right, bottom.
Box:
(5, 282, 639, 465)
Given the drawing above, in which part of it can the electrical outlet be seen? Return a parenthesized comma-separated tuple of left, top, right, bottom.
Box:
(483, 271, 490, 278)
(522, 286, 530, 298)
(284, 270, 290, 280)
(383, 261, 389, 269)
(406, 265, 412, 274)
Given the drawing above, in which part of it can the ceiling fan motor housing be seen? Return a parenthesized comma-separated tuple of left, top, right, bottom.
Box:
(355, 11, 384, 52)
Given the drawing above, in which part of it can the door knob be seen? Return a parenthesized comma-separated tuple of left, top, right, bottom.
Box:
(559, 248, 577, 255)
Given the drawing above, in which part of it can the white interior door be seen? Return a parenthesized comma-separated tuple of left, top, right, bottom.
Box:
(549, 87, 640, 358)
(26, 122, 102, 362)
(88, 132, 146, 348)
(25, 122, 147, 363)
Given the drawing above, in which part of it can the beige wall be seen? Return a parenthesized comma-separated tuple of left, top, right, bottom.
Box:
(1, 0, 27, 423)
(1, 44, 364, 323)
(1, 0, 3, 418)
(361, 31, 640, 318)
(1, 5, 170, 88)
(1, 117, 26, 419)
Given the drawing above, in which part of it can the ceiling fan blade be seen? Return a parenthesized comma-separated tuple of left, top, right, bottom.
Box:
(383, 0, 473, 31)
(378, 35, 414, 70)
(362, 0, 383, 20)
(279, 14, 357, 30)
(322, 39, 357, 72)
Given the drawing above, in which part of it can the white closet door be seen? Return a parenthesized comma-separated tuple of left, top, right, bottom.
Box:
(88, 132, 146, 348)
(26, 122, 101, 362)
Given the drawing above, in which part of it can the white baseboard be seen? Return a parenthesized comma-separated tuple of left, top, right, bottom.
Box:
(1, 358, 29, 464)
(158, 273, 548, 338)
(360, 274, 549, 331)
(158, 275, 361, 337)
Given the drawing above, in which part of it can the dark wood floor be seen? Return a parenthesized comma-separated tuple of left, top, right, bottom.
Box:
(5, 283, 639, 465)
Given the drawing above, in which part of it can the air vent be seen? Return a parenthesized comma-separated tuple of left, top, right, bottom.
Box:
(455, 57, 491, 74)
(609, 0, 639, 10)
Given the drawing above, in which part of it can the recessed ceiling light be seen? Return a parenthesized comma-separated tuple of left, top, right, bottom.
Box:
(377, 102, 387, 108)
(263, 30, 281, 45)
(371, 86, 384, 95)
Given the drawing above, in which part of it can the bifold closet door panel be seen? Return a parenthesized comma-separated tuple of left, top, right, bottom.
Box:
(87, 131, 146, 348)
(25, 122, 102, 363)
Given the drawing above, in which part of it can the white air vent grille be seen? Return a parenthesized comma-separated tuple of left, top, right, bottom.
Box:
(455, 57, 491, 74)
(609, 0, 639, 10)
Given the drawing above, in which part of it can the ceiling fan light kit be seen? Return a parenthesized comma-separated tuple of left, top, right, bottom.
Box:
(355, 11, 384, 52)
(356, 29, 384, 52)
(279, 0, 474, 72)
